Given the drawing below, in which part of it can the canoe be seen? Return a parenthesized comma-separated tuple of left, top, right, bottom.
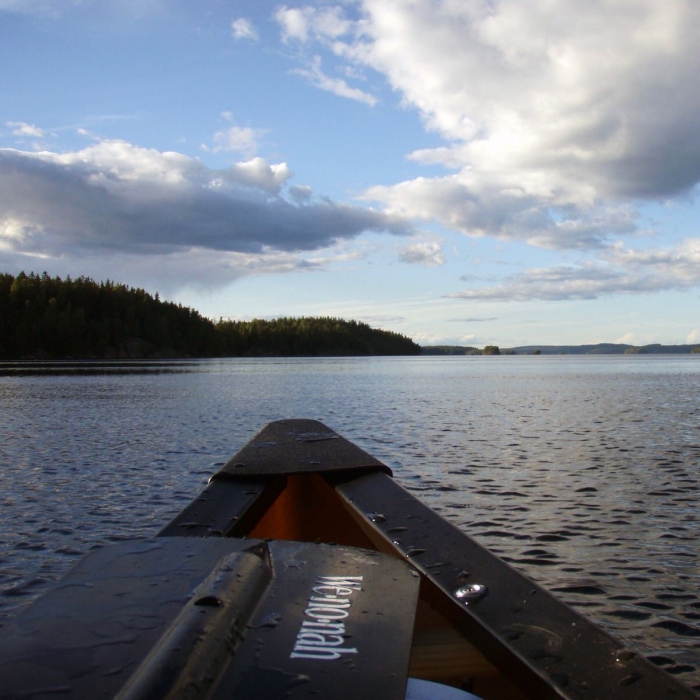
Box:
(0, 419, 694, 699)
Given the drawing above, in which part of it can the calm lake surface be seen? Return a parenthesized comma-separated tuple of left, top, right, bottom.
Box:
(1, 355, 699, 689)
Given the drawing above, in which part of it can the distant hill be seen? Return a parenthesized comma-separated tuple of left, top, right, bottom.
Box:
(0, 272, 420, 359)
(421, 342, 700, 355)
(509, 343, 700, 355)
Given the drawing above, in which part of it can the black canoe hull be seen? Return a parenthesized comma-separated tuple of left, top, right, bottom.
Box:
(0, 420, 694, 699)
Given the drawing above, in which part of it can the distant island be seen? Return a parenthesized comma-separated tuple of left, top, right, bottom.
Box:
(0, 272, 420, 359)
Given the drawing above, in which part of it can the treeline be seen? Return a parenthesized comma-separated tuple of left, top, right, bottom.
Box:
(421, 345, 509, 355)
(0, 272, 420, 359)
(217, 317, 419, 356)
(0, 272, 220, 359)
(421, 345, 480, 355)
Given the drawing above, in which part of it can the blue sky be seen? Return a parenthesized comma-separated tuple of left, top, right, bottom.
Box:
(1, 0, 699, 347)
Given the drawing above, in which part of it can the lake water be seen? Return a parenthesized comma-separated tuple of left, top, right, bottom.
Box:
(1, 355, 699, 690)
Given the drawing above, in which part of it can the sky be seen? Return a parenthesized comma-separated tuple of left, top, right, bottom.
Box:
(1, 0, 700, 348)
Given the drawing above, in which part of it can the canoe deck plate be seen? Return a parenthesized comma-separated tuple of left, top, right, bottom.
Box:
(217, 419, 391, 478)
(0, 538, 419, 699)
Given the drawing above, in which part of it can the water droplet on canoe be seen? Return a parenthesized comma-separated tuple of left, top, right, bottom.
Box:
(406, 547, 426, 557)
(366, 512, 386, 523)
(619, 672, 642, 687)
(616, 649, 636, 663)
(231, 463, 246, 469)
(254, 612, 283, 629)
(295, 432, 338, 443)
(454, 583, 488, 604)
(387, 526, 407, 533)
(103, 665, 126, 677)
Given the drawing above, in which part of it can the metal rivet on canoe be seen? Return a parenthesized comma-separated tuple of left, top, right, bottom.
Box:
(366, 512, 386, 523)
(454, 583, 488, 604)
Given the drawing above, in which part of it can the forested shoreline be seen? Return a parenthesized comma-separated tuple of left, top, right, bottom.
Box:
(3, 272, 696, 360)
(0, 272, 420, 359)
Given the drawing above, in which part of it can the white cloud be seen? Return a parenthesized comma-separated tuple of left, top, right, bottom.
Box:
(615, 332, 659, 345)
(686, 329, 700, 344)
(289, 184, 313, 203)
(274, 6, 377, 105)
(0, 140, 413, 285)
(447, 238, 700, 302)
(293, 56, 377, 106)
(6, 121, 44, 138)
(364, 176, 643, 250)
(226, 157, 293, 195)
(287, 0, 700, 249)
(275, 5, 310, 43)
(603, 238, 700, 283)
(413, 331, 479, 346)
(231, 17, 258, 41)
(275, 5, 351, 44)
(202, 125, 264, 156)
(448, 264, 630, 301)
(356, 0, 700, 199)
(0, 244, 327, 293)
(448, 317, 498, 323)
(398, 240, 445, 266)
